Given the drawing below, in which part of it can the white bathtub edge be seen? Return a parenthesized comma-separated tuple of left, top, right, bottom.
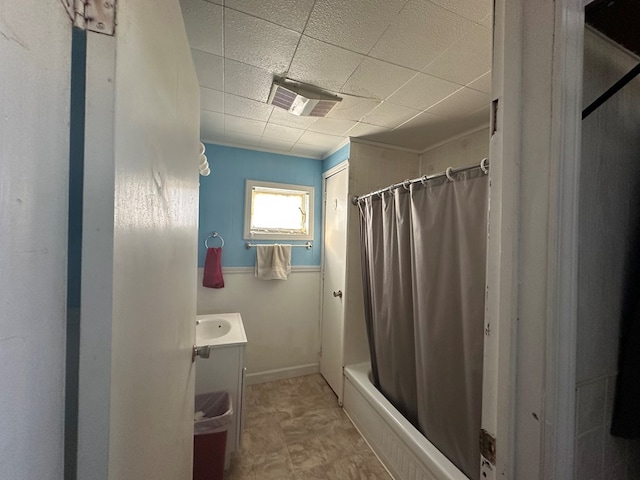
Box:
(343, 363, 469, 480)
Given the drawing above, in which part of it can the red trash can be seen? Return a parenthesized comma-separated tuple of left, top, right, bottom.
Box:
(193, 391, 233, 480)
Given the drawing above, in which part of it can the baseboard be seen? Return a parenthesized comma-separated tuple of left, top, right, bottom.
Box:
(245, 363, 320, 385)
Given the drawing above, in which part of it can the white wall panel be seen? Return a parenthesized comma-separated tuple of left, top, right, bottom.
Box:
(197, 268, 322, 381)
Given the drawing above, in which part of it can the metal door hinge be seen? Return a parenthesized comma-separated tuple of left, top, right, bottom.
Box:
(67, 0, 117, 35)
(480, 428, 496, 465)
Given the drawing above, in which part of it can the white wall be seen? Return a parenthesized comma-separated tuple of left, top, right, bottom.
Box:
(197, 268, 322, 383)
(575, 28, 640, 480)
(343, 141, 421, 366)
(0, 2, 70, 478)
(420, 128, 490, 174)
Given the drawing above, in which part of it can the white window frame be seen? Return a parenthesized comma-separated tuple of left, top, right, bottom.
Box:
(243, 179, 314, 241)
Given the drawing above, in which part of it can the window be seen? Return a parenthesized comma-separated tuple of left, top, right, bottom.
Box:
(244, 180, 314, 240)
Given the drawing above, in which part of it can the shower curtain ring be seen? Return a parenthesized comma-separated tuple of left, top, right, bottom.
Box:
(420, 175, 428, 186)
(445, 167, 455, 181)
(402, 180, 411, 190)
(377, 190, 383, 198)
(480, 158, 489, 174)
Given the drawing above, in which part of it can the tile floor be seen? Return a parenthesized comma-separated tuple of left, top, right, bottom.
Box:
(224, 374, 392, 480)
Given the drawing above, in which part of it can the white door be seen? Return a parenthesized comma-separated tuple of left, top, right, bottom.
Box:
(0, 2, 71, 478)
(320, 166, 349, 401)
(77, 1, 201, 479)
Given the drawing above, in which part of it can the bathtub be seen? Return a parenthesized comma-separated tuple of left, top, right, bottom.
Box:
(343, 363, 468, 480)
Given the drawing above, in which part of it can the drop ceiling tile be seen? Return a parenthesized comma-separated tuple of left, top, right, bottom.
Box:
(387, 73, 462, 110)
(192, 50, 224, 90)
(304, 0, 405, 54)
(369, 0, 475, 70)
(200, 87, 224, 112)
(224, 9, 300, 74)
(288, 36, 364, 92)
(224, 59, 274, 103)
(262, 122, 305, 143)
(426, 87, 489, 117)
(307, 118, 357, 136)
(297, 130, 344, 147)
(480, 13, 493, 29)
(259, 137, 295, 152)
(223, 93, 273, 122)
(429, 0, 492, 23)
(362, 102, 421, 128)
(422, 25, 491, 85)
(200, 110, 225, 140)
(467, 72, 491, 93)
(180, 0, 223, 55)
(225, 0, 314, 32)
(326, 95, 381, 121)
(225, 114, 266, 136)
(289, 143, 328, 158)
(341, 58, 417, 100)
(224, 131, 263, 147)
(269, 108, 319, 129)
(346, 122, 391, 138)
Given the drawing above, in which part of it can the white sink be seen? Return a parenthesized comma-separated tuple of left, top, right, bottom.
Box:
(196, 312, 247, 347)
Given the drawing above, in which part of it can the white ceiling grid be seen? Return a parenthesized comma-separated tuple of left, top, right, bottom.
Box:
(181, 0, 492, 158)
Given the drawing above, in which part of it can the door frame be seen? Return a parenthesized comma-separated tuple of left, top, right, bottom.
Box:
(485, 0, 585, 478)
(320, 160, 349, 403)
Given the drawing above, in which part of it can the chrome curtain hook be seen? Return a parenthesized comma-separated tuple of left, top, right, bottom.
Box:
(480, 158, 489, 174)
(420, 175, 428, 186)
(402, 179, 411, 190)
(445, 167, 455, 181)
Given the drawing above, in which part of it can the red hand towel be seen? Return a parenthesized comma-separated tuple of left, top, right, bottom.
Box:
(203, 247, 224, 288)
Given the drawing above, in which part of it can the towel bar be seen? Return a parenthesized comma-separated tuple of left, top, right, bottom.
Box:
(245, 241, 312, 250)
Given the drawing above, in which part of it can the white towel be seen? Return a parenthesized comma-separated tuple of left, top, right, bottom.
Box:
(271, 244, 291, 280)
(255, 244, 291, 280)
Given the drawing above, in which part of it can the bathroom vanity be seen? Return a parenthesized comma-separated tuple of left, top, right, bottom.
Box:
(195, 312, 247, 469)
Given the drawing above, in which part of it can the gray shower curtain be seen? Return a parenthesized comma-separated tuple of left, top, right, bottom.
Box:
(359, 168, 488, 480)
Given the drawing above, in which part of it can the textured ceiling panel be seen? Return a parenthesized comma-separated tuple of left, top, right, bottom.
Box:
(387, 73, 462, 110)
(423, 24, 491, 85)
(223, 60, 273, 103)
(262, 123, 305, 143)
(307, 118, 358, 136)
(297, 130, 344, 147)
(191, 50, 223, 90)
(269, 108, 319, 129)
(224, 9, 300, 73)
(224, 115, 266, 136)
(430, 0, 492, 22)
(347, 122, 391, 138)
(182, 0, 493, 157)
(225, 0, 315, 33)
(180, 0, 223, 55)
(288, 36, 364, 92)
(200, 87, 224, 113)
(200, 110, 225, 140)
(341, 57, 417, 100)
(362, 102, 422, 128)
(369, 0, 475, 70)
(223, 93, 273, 122)
(326, 95, 381, 122)
(467, 72, 491, 93)
(426, 87, 489, 117)
(304, 0, 406, 54)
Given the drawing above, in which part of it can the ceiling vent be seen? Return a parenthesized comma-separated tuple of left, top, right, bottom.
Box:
(268, 81, 342, 117)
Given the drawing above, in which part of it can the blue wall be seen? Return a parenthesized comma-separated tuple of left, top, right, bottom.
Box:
(322, 143, 350, 173)
(199, 144, 324, 267)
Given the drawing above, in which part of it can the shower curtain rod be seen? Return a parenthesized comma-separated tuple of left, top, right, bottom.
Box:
(351, 158, 489, 205)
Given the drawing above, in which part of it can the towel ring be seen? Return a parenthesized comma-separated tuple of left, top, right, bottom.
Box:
(204, 232, 224, 248)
